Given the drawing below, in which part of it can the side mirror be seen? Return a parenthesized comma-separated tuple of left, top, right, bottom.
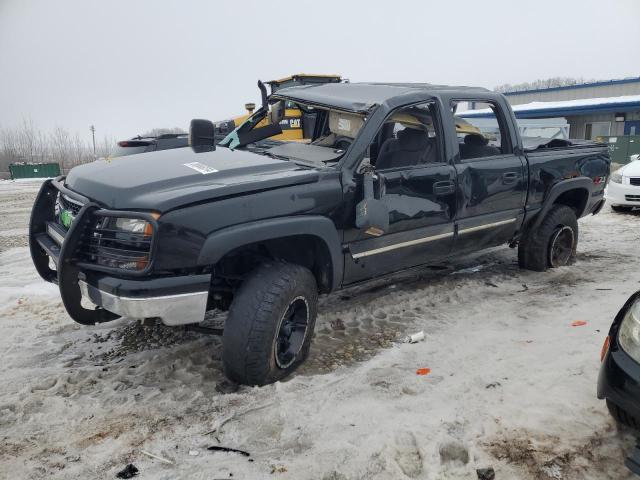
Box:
(189, 119, 216, 152)
(355, 169, 389, 236)
(269, 101, 285, 126)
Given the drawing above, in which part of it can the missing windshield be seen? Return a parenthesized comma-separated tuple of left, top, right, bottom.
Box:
(220, 98, 367, 164)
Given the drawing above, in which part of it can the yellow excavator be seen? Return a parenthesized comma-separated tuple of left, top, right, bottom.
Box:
(214, 73, 343, 142)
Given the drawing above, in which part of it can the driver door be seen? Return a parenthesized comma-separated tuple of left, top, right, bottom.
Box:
(343, 102, 456, 284)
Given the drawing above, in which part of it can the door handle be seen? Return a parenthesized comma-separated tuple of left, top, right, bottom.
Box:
(502, 172, 519, 185)
(433, 180, 455, 196)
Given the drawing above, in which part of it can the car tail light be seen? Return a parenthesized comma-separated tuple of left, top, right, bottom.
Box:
(601, 336, 611, 362)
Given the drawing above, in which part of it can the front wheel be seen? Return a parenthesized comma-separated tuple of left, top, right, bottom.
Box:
(518, 205, 578, 272)
(222, 262, 318, 386)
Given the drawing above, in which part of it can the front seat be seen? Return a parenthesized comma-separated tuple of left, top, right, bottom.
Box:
(376, 128, 435, 170)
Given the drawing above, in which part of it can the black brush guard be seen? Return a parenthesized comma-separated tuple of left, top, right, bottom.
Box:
(29, 178, 120, 325)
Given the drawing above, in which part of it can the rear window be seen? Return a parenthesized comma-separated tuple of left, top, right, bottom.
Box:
(111, 141, 152, 158)
(155, 137, 189, 150)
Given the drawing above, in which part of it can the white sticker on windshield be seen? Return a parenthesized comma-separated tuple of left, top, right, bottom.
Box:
(184, 162, 218, 174)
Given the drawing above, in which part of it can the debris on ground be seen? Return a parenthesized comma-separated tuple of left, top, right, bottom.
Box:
(330, 318, 346, 330)
(188, 450, 199, 456)
(270, 464, 288, 474)
(140, 450, 174, 465)
(405, 331, 425, 343)
(207, 446, 251, 457)
(416, 368, 431, 376)
(116, 464, 139, 479)
(571, 320, 587, 327)
(476, 467, 495, 480)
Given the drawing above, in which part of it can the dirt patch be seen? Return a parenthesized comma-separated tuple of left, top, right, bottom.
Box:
(486, 427, 632, 479)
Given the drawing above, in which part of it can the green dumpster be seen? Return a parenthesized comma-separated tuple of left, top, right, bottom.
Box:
(596, 135, 640, 164)
(9, 163, 61, 179)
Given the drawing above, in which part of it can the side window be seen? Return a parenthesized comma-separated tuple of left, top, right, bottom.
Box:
(370, 102, 443, 171)
(450, 101, 511, 160)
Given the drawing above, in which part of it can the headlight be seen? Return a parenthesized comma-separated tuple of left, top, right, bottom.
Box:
(618, 298, 640, 362)
(114, 217, 152, 234)
(90, 213, 158, 272)
(610, 170, 623, 184)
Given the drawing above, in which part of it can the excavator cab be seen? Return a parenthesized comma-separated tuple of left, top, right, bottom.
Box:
(214, 74, 342, 143)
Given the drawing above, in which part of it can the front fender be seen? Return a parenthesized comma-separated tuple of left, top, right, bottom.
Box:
(197, 216, 344, 291)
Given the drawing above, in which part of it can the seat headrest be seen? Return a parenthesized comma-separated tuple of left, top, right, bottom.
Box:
(464, 133, 489, 146)
(397, 128, 429, 150)
(329, 111, 364, 138)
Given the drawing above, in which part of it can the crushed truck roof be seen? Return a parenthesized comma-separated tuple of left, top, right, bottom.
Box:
(272, 82, 491, 113)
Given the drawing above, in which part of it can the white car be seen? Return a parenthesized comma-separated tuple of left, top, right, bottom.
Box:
(606, 159, 640, 212)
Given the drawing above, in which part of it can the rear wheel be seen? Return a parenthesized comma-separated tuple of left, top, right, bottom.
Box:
(222, 262, 318, 386)
(518, 205, 578, 272)
(607, 400, 640, 431)
(611, 205, 634, 213)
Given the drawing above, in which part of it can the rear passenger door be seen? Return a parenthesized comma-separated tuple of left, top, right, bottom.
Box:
(447, 100, 526, 254)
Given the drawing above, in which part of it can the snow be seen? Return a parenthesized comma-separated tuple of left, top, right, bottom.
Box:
(1, 180, 639, 479)
(460, 94, 640, 117)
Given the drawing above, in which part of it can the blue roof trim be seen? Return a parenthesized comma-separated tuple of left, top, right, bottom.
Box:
(502, 77, 640, 96)
(460, 100, 640, 119)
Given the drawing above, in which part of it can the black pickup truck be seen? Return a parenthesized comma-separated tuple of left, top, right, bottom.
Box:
(29, 82, 610, 385)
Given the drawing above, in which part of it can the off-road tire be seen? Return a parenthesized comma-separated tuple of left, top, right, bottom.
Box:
(611, 205, 633, 213)
(518, 204, 578, 272)
(607, 399, 640, 431)
(222, 262, 318, 386)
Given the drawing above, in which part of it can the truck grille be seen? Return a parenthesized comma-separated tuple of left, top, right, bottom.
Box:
(59, 194, 83, 216)
(77, 214, 154, 271)
(625, 195, 640, 202)
(630, 177, 640, 186)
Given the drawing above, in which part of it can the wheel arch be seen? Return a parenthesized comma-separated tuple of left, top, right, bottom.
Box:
(197, 216, 343, 292)
(529, 177, 593, 231)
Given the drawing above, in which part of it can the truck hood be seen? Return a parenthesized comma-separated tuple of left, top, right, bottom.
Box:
(65, 147, 319, 211)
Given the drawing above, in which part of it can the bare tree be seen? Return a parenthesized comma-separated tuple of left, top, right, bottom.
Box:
(97, 135, 116, 159)
(140, 127, 186, 137)
(495, 77, 598, 93)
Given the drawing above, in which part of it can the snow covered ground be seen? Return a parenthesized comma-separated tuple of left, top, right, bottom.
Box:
(1, 179, 639, 480)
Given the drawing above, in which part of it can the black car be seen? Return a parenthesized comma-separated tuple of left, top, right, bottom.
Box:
(598, 290, 640, 474)
(111, 133, 189, 157)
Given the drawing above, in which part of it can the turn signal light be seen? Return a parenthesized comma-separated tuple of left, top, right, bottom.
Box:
(601, 336, 611, 362)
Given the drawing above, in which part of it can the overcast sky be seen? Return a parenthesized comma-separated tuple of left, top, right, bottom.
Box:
(1, 0, 638, 141)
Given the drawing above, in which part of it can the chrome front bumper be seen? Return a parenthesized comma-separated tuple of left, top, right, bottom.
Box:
(79, 280, 208, 326)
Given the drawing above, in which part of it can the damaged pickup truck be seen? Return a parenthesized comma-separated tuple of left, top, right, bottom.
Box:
(30, 82, 610, 385)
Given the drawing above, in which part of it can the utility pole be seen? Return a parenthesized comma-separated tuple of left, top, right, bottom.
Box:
(90, 125, 96, 158)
